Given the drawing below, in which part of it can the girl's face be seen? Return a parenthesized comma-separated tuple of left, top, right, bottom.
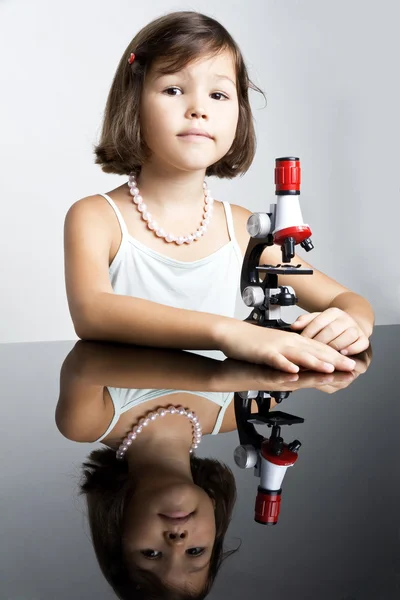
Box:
(122, 479, 216, 591)
(140, 50, 239, 174)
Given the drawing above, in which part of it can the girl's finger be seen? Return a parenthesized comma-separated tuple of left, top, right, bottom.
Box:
(340, 336, 370, 356)
(312, 320, 349, 345)
(327, 327, 360, 352)
(315, 384, 340, 394)
(299, 313, 337, 339)
(285, 349, 336, 373)
(290, 312, 320, 329)
(265, 352, 300, 373)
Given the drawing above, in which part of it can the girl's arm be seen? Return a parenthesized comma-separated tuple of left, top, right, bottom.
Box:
(260, 242, 374, 336)
(56, 340, 372, 441)
(64, 197, 224, 349)
(232, 203, 374, 355)
(257, 218, 374, 352)
(63, 197, 357, 373)
(56, 342, 227, 442)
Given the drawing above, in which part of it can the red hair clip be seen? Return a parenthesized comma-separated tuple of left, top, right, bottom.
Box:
(128, 53, 136, 65)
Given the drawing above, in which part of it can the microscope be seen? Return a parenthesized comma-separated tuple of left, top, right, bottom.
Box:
(234, 390, 304, 525)
(241, 157, 314, 330)
(233, 157, 314, 524)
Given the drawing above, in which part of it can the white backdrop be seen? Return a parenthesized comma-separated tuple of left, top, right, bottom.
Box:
(1, 0, 399, 343)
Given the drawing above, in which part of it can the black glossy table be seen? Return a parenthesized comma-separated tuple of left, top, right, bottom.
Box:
(1, 325, 399, 599)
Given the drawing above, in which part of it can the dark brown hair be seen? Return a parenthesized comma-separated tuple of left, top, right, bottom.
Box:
(80, 448, 238, 599)
(94, 11, 265, 179)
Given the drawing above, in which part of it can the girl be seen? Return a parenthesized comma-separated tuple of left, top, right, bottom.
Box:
(64, 11, 374, 375)
(62, 13, 374, 596)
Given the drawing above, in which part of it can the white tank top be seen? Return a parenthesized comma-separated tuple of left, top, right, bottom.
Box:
(94, 193, 243, 443)
(98, 193, 243, 318)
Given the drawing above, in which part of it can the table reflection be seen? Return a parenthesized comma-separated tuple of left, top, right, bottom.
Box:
(56, 342, 371, 599)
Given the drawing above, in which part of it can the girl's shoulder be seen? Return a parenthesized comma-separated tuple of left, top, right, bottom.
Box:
(230, 202, 252, 222)
(65, 187, 128, 260)
(67, 184, 127, 222)
(229, 203, 252, 256)
(65, 191, 120, 235)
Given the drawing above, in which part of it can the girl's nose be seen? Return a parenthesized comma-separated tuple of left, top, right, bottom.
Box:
(164, 530, 188, 545)
(185, 104, 208, 120)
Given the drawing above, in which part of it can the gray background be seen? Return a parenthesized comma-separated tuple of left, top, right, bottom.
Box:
(1, 0, 400, 342)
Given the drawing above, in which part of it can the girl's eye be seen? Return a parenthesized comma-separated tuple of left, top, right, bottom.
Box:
(163, 88, 228, 100)
(186, 547, 205, 556)
(141, 549, 161, 559)
(164, 87, 182, 96)
(211, 92, 228, 101)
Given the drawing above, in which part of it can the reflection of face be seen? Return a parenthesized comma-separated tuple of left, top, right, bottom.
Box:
(123, 480, 216, 591)
(140, 50, 239, 174)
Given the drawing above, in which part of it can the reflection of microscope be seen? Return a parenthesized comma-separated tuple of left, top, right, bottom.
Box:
(234, 391, 304, 525)
(241, 157, 314, 330)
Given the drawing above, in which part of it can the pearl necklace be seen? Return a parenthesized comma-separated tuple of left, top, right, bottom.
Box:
(128, 173, 214, 245)
(116, 405, 202, 460)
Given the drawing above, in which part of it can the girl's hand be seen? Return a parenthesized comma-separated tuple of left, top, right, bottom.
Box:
(290, 308, 370, 356)
(293, 348, 372, 394)
(215, 348, 370, 393)
(217, 319, 357, 373)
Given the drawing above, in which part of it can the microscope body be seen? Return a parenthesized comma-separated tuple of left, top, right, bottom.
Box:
(234, 157, 316, 525)
(241, 157, 314, 330)
(255, 436, 300, 525)
(234, 390, 304, 526)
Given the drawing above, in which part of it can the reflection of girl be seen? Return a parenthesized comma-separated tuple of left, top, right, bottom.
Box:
(58, 343, 242, 598)
(58, 339, 372, 598)
(81, 447, 236, 598)
(77, 388, 238, 598)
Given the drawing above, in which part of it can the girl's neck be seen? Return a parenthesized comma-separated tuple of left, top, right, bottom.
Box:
(136, 163, 207, 215)
(125, 415, 193, 480)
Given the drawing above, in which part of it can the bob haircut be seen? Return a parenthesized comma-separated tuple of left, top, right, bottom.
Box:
(94, 11, 264, 179)
(80, 448, 238, 600)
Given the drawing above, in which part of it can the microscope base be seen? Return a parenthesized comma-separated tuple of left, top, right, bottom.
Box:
(245, 313, 292, 332)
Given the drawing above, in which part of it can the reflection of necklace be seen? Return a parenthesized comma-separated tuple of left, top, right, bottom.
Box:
(116, 405, 202, 460)
(128, 173, 214, 245)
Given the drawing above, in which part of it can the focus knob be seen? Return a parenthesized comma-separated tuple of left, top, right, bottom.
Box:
(238, 390, 259, 400)
(243, 286, 265, 307)
(234, 445, 258, 469)
(246, 213, 272, 238)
